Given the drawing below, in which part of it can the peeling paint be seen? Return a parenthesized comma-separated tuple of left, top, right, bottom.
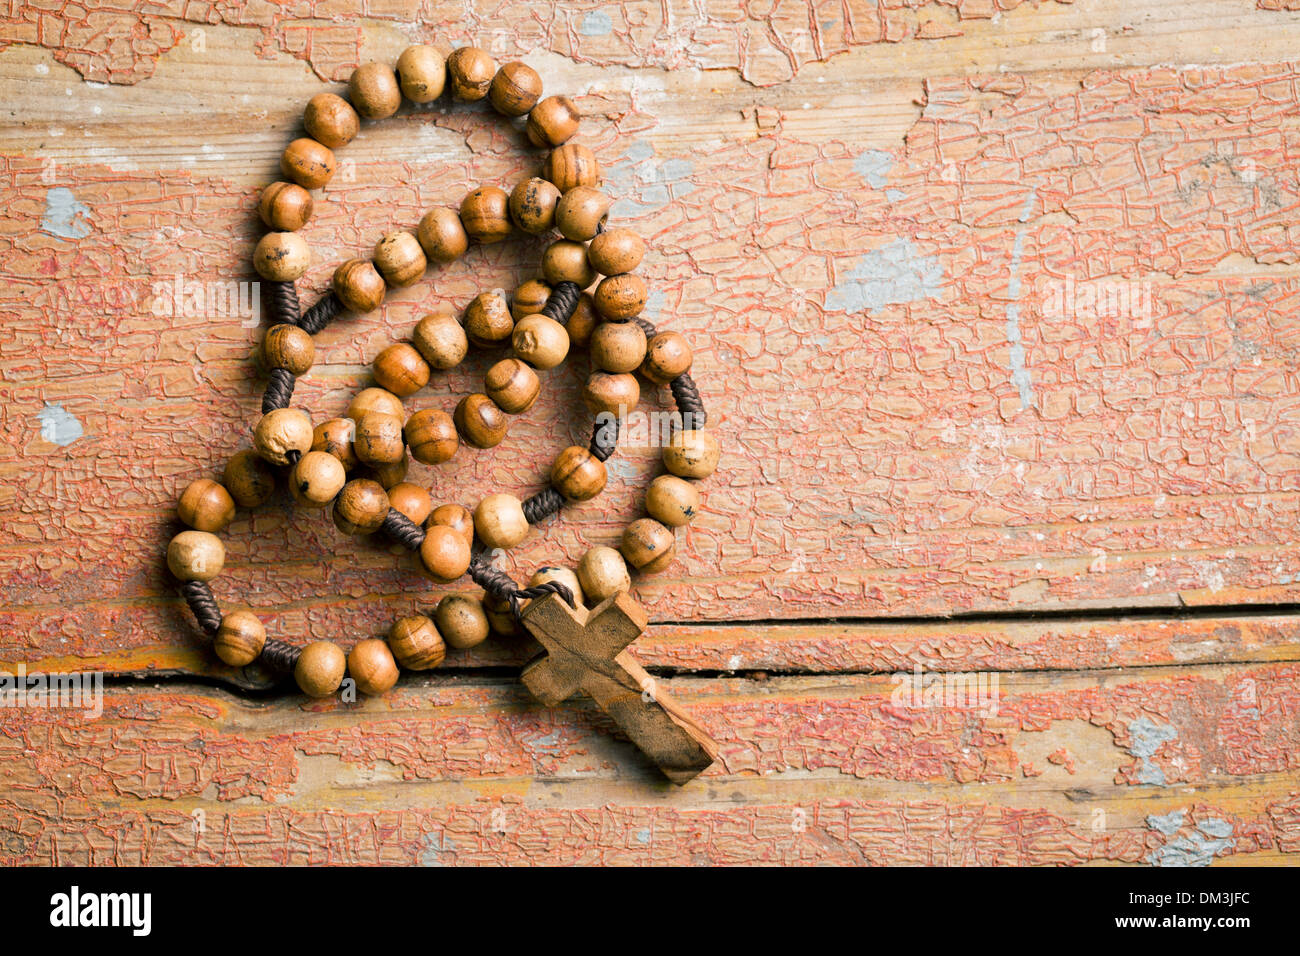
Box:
(40, 187, 91, 239)
(579, 10, 613, 36)
(825, 239, 944, 313)
(853, 149, 893, 188)
(1128, 716, 1177, 785)
(1004, 190, 1038, 409)
(37, 402, 84, 446)
(1147, 814, 1236, 867)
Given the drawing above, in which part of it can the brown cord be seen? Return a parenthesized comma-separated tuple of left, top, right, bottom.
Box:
(380, 507, 426, 551)
(540, 280, 581, 323)
(260, 638, 301, 672)
(468, 552, 576, 624)
(266, 280, 301, 327)
(671, 373, 707, 428)
(298, 291, 345, 335)
(261, 367, 296, 413)
(590, 416, 619, 461)
(522, 485, 564, 524)
(180, 580, 222, 636)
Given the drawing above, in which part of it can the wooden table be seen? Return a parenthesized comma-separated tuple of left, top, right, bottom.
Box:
(2, 0, 1298, 865)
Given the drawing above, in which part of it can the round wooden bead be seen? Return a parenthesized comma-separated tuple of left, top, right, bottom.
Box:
(370, 454, 409, 490)
(642, 331, 693, 384)
(289, 450, 346, 507)
(312, 418, 359, 471)
(566, 292, 600, 348)
(353, 411, 406, 466)
(372, 342, 430, 397)
(511, 279, 551, 320)
(295, 641, 346, 698)
(253, 232, 310, 281)
(463, 291, 514, 348)
(583, 371, 639, 416)
(646, 474, 700, 527)
(484, 358, 540, 414)
(224, 449, 277, 508)
(589, 321, 647, 373)
(542, 240, 596, 288)
(417, 207, 470, 263)
(395, 44, 446, 103)
(512, 315, 569, 370)
(214, 610, 266, 667)
(404, 408, 458, 465)
(167, 530, 225, 582)
(420, 524, 472, 582)
(262, 323, 315, 375)
(489, 61, 542, 116)
(388, 482, 433, 525)
(556, 186, 611, 242)
(303, 92, 360, 149)
(447, 47, 496, 101)
(460, 186, 511, 244)
(349, 62, 402, 119)
(526, 95, 580, 148)
(577, 546, 631, 603)
(587, 228, 645, 275)
(280, 138, 336, 190)
(429, 503, 475, 545)
(178, 478, 236, 533)
(412, 308, 468, 369)
(474, 493, 528, 549)
(509, 177, 561, 234)
(348, 638, 400, 695)
(373, 231, 426, 288)
(551, 445, 606, 501)
(621, 518, 676, 574)
(388, 615, 446, 670)
(594, 273, 648, 320)
(333, 478, 389, 534)
(333, 258, 386, 314)
(435, 595, 489, 649)
(483, 593, 520, 637)
(663, 429, 720, 479)
(254, 407, 313, 466)
(544, 143, 600, 192)
(454, 394, 509, 449)
(530, 566, 585, 606)
(348, 387, 404, 422)
(258, 181, 314, 232)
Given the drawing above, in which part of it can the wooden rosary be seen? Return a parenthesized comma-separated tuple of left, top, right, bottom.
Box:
(166, 45, 719, 783)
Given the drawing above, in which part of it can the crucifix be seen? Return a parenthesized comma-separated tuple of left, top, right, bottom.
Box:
(519, 591, 718, 785)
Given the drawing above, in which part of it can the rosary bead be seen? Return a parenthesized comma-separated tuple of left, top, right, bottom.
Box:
(542, 239, 596, 288)
(420, 524, 472, 582)
(474, 493, 529, 549)
(511, 278, 552, 320)
(353, 411, 406, 466)
(254, 407, 313, 466)
(566, 292, 600, 347)
(663, 429, 720, 479)
(295, 640, 347, 698)
(333, 478, 390, 534)
(333, 258, 386, 314)
(646, 474, 700, 527)
(404, 408, 458, 465)
(460, 186, 511, 244)
(582, 371, 639, 416)
(551, 445, 606, 501)
(177, 478, 236, 533)
(280, 138, 336, 190)
(167, 530, 225, 582)
(641, 331, 693, 383)
(577, 546, 631, 603)
(589, 320, 647, 374)
(530, 566, 585, 606)
(435, 594, 490, 649)
(224, 449, 277, 508)
(526, 95, 580, 148)
(463, 291, 514, 348)
(429, 503, 475, 545)
(587, 228, 645, 275)
(395, 44, 446, 103)
(509, 177, 561, 234)
(214, 610, 266, 667)
(373, 231, 426, 288)
(594, 273, 648, 320)
(417, 207, 470, 263)
(412, 308, 468, 369)
(348, 387, 405, 422)
(454, 393, 509, 448)
(556, 186, 611, 242)
(262, 323, 315, 375)
(289, 449, 347, 507)
(512, 314, 569, 370)
(621, 518, 676, 574)
(348, 638, 400, 695)
(447, 47, 496, 102)
(485, 358, 540, 413)
(388, 482, 433, 525)
(303, 92, 360, 149)
(388, 615, 446, 670)
(483, 592, 521, 636)
(312, 418, 359, 471)
(544, 143, 600, 192)
(258, 181, 314, 232)
(253, 232, 311, 282)
(372, 342, 431, 396)
(490, 61, 543, 116)
(370, 454, 409, 489)
(349, 62, 402, 119)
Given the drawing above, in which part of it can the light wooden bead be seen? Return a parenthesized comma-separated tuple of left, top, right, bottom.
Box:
(588, 228, 645, 275)
(332, 478, 389, 534)
(404, 408, 458, 465)
(254, 408, 313, 465)
(566, 292, 600, 348)
(551, 445, 606, 501)
(388, 615, 446, 670)
(262, 323, 315, 375)
(214, 610, 266, 667)
(333, 258, 386, 314)
(428, 503, 475, 545)
(253, 232, 310, 281)
(349, 62, 402, 119)
(642, 331, 693, 384)
(460, 186, 511, 244)
(348, 638, 400, 695)
(167, 530, 225, 582)
(484, 358, 540, 414)
(646, 474, 700, 527)
(312, 418, 358, 471)
(223, 449, 277, 508)
(530, 566, 585, 607)
(258, 181, 314, 232)
(304, 92, 359, 148)
(178, 478, 236, 532)
(412, 308, 468, 369)
(463, 291, 514, 348)
(348, 387, 404, 422)
(621, 518, 676, 574)
(474, 493, 528, 549)
(454, 394, 509, 449)
(280, 138, 336, 190)
(370, 454, 409, 490)
(417, 207, 470, 263)
(289, 450, 347, 507)
(447, 47, 496, 102)
(542, 239, 596, 287)
(435, 595, 489, 649)
(583, 371, 639, 416)
(577, 546, 631, 603)
(483, 593, 521, 636)
(295, 641, 346, 698)
(526, 95, 580, 147)
(544, 143, 601, 192)
(388, 482, 433, 525)
(396, 44, 446, 103)
(589, 321, 647, 373)
(372, 342, 430, 397)
(420, 524, 472, 582)
(489, 61, 542, 116)
(594, 273, 648, 320)
(511, 279, 552, 320)
(373, 231, 426, 288)
(512, 315, 569, 370)
(509, 177, 561, 234)
(664, 429, 720, 479)
(353, 411, 406, 466)
(556, 186, 611, 242)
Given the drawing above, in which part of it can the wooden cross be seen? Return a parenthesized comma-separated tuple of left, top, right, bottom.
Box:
(519, 591, 718, 785)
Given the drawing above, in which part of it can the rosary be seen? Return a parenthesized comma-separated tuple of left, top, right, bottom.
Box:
(165, 45, 719, 784)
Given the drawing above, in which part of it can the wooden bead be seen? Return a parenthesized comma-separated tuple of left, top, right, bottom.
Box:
(177, 478, 236, 533)
(583, 371, 639, 416)
(258, 181, 314, 232)
(530, 566, 585, 606)
(332, 478, 389, 534)
(295, 641, 346, 698)
(312, 418, 359, 471)
(641, 331, 693, 384)
(289, 450, 346, 507)
(253, 232, 310, 281)
(483, 593, 520, 636)
(417, 207, 469, 263)
(388, 482, 433, 525)
(663, 429, 720, 479)
(454, 394, 509, 449)
(577, 546, 631, 603)
(404, 408, 458, 465)
(353, 411, 406, 466)
(566, 292, 600, 347)
(621, 518, 676, 574)
(372, 342, 430, 397)
(594, 273, 648, 320)
(484, 358, 540, 414)
(590, 321, 647, 373)
(435, 595, 489, 650)
(387, 615, 446, 670)
(509, 177, 561, 234)
(526, 95, 580, 148)
(348, 638, 400, 695)
(223, 449, 277, 508)
(489, 62, 542, 116)
(412, 308, 468, 369)
(214, 610, 266, 667)
(512, 315, 569, 370)
(556, 186, 611, 242)
(542, 239, 596, 287)
(349, 62, 402, 119)
(587, 228, 645, 275)
(348, 387, 405, 422)
(511, 279, 551, 320)
(551, 445, 606, 501)
(463, 291, 514, 348)
(254, 407, 313, 465)
(262, 323, 315, 375)
(544, 143, 600, 192)
(420, 524, 472, 582)
(396, 44, 446, 103)
(646, 474, 700, 527)
(373, 231, 426, 288)
(333, 258, 386, 313)
(280, 138, 336, 190)
(474, 493, 528, 549)
(370, 454, 409, 490)
(304, 92, 359, 149)
(460, 186, 511, 244)
(167, 530, 225, 582)
(429, 503, 474, 546)
(447, 47, 496, 102)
